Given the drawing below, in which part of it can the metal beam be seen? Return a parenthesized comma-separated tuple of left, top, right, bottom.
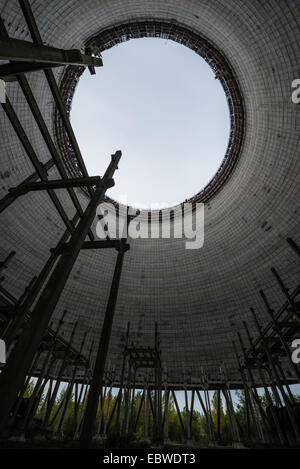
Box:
(0, 37, 102, 67)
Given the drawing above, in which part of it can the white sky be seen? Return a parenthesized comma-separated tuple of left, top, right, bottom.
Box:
(71, 38, 230, 209)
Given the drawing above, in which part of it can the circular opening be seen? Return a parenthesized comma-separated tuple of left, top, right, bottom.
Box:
(71, 38, 230, 209)
(56, 21, 244, 210)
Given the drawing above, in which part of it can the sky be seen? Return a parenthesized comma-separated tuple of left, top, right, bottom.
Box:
(71, 38, 230, 209)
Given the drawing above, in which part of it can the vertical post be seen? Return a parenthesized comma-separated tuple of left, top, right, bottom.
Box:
(154, 322, 162, 443)
(115, 323, 130, 429)
(217, 389, 221, 441)
(163, 384, 169, 443)
(79, 238, 129, 446)
(126, 366, 136, 436)
(184, 380, 190, 441)
(188, 389, 195, 445)
(143, 380, 149, 441)
(122, 359, 132, 437)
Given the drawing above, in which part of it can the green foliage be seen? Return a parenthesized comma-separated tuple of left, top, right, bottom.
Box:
(26, 378, 300, 447)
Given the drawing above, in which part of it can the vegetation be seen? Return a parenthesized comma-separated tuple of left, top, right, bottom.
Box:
(21, 380, 300, 447)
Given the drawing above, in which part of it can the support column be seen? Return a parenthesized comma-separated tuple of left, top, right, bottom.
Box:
(79, 238, 129, 446)
(143, 381, 150, 441)
(217, 390, 222, 442)
(126, 366, 136, 437)
(163, 387, 170, 444)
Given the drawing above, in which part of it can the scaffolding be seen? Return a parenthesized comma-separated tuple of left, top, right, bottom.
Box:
(0, 0, 299, 450)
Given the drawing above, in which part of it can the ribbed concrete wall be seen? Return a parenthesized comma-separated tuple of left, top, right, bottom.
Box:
(0, 0, 300, 387)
